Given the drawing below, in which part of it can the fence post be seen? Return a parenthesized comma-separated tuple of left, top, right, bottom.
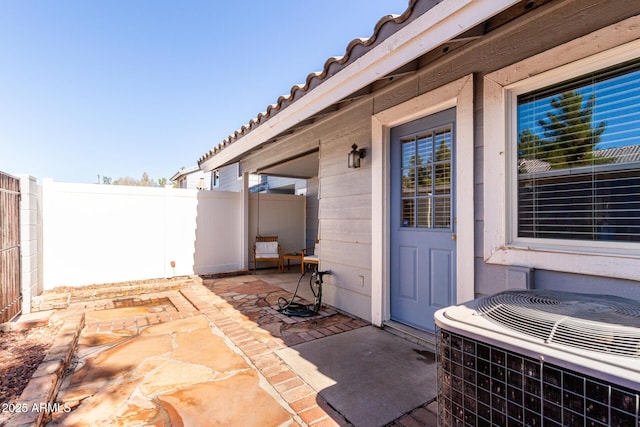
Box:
(163, 185, 170, 278)
(19, 176, 40, 314)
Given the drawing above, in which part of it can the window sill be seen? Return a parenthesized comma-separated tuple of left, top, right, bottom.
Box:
(485, 244, 640, 281)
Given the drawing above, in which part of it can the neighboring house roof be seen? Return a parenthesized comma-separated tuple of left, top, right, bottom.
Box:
(170, 166, 200, 182)
(198, 0, 520, 171)
(518, 144, 640, 174)
(518, 158, 552, 174)
(595, 144, 640, 164)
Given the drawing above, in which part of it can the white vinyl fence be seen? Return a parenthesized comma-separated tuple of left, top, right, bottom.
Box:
(38, 179, 306, 290)
(41, 179, 243, 289)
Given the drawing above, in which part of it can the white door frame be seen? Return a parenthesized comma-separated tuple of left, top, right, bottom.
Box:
(371, 74, 475, 327)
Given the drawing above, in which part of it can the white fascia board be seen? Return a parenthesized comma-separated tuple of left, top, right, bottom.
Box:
(200, 0, 519, 172)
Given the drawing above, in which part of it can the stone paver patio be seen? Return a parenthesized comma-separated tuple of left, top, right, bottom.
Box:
(8, 271, 437, 426)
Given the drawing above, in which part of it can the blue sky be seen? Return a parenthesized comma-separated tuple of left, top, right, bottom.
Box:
(0, 1, 406, 183)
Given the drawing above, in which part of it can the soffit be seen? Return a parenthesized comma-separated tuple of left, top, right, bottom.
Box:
(257, 151, 319, 179)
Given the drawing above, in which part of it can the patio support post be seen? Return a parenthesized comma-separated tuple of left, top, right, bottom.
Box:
(241, 171, 249, 270)
(371, 116, 388, 328)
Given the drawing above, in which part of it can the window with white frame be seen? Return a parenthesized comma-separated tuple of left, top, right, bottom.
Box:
(483, 33, 640, 279)
(515, 59, 640, 243)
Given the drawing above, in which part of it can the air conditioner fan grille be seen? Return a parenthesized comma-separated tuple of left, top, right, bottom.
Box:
(477, 290, 640, 358)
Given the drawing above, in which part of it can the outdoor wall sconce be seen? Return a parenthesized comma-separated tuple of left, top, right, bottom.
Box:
(348, 144, 366, 168)
(196, 177, 206, 190)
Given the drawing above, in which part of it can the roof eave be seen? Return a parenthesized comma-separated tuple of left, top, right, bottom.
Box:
(199, 0, 520, 173)
(170, 166, 200, 182)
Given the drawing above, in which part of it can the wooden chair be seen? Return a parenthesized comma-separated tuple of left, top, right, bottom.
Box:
(253, 235, 281, 273)
(301, 244, 319, 273)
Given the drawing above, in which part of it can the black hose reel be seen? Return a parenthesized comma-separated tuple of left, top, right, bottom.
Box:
(277, 269, 331, 317)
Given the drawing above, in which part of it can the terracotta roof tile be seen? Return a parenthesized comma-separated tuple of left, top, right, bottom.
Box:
(198, 0, 423, 166)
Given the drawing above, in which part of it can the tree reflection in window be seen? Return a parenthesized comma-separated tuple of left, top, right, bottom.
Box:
(518, 90, 607, 170)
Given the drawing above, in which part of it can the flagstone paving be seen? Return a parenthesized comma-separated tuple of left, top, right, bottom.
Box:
(50, 313, 294, 426)
(9, 272, 437, 426)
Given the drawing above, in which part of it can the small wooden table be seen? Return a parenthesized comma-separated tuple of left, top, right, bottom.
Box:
(281, 252, 303, 272)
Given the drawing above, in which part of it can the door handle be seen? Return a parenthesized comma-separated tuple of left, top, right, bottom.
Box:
(451, 234, 457, 241)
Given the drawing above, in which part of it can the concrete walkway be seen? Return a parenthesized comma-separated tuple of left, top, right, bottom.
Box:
(10, 271, 438, 426)
(277, 326, 438, 427)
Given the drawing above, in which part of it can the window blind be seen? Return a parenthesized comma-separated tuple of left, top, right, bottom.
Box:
(516, 59, 640, 242)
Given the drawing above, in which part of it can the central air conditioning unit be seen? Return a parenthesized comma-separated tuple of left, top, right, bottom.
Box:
(435, 290, 640, 427)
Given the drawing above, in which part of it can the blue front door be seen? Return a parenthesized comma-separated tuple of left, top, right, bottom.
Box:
(390, 109, 456, 332)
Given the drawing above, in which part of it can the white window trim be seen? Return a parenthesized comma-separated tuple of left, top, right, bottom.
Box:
(371, 74, 475, 327)
(483, 19, 640, 281)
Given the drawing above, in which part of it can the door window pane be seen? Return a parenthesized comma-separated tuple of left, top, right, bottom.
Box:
(400, 126, 453, 229)
(435, 130, 452, 161)
(402, 199, 415, 227)
(417, 199, 432, 228)
(417, 134, 433, 165)
(435, 197, 451, 228)
(402, 139, 416, 167)
(417, 166, 431, 195)
(435, 163, 451, 195)
(402, 169, 415, 196)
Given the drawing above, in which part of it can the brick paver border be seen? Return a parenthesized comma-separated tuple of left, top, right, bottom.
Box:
(181, 285, 357, 426)
(8, 313, 84, 427)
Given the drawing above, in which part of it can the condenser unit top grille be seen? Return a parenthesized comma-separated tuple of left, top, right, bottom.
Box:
(477, 290, 640, 358)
